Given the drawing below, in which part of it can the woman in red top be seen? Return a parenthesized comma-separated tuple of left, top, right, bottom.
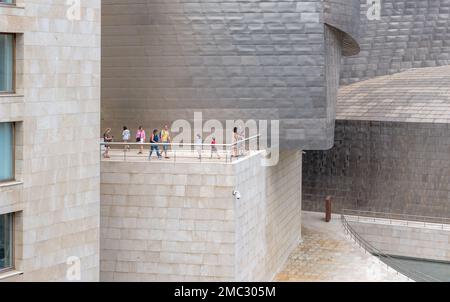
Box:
(210, 137, 221, 160)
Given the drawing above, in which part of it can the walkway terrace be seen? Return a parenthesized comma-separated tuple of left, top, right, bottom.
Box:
(101, 149, 261, 164)
(101, 135, 261, 164)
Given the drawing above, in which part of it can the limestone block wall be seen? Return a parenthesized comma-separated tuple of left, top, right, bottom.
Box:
(100, 151, 302, 281)
(303, 120, 450, 217)
(341, 0, 450, 84)
(349, 221, 450, 262)
(0, 1, 101, 281)
(100, 161, 237, 282)
(235, 150, 302, 281)
(101, 0, 360, 150)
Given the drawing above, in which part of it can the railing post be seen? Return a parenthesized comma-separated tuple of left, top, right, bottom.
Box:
(325, 196, 332, 223)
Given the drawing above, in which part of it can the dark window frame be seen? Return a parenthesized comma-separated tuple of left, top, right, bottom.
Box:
(0, 1, 16, 6)
(0, 33, 16, 94)
(0, 122, 15, 183)
(0, 213, 15, 274)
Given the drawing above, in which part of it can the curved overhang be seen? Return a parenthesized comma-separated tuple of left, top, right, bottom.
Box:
(325, 24, 361, 56)
(340, 30, 361, 57)
(324, 0, 361, 56)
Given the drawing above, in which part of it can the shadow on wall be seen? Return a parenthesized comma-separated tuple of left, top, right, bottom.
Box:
(302, 120, 450, 217)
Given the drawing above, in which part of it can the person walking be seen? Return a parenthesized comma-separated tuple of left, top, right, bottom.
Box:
(122, 126, 131, 151)
(210, 137, 221, 160)
(136, 126, 146, 154)
(103, 128, 113, 159)
(160, 125, 171, 159)
(195, 134, 203, 160)
(149, 129, 162, 160)
(232, 127, 240, 158)
(238, 126, 245, 156)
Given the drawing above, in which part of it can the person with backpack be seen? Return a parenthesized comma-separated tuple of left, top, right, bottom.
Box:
(149, 129, 162, 160)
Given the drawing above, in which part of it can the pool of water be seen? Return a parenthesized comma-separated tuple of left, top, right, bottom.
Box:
(379, 255, 450, 282)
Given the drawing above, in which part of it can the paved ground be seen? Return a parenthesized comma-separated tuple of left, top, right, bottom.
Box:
(275, 212, 409, 282)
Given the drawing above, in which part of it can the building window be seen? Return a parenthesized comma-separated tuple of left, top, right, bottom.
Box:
(0, 123, 14, 182)
(0, 33, 14, 93)
(0, 213, 13, 272)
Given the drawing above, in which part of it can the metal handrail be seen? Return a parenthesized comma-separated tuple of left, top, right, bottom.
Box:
(100, 134, 260, 148)
(100, 134, 261, 163)
(342, 209, 450, 228)
(341, 214, 442, 282)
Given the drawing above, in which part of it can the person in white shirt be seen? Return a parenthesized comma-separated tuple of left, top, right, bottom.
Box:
(195, 134, 203, 160)
(122, 126, 131, 151)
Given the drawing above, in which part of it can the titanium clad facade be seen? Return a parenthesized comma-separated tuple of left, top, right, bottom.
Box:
(303, 0, 450, 216)
(303, 66, 450, 217)
(303, 120, 450, 218)
(101, 0, 361, 150)
(341, 0, 450, 84)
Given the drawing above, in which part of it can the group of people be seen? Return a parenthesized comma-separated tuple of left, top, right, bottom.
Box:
(103, 125, 172, 160)
(102, 126, 244, 160)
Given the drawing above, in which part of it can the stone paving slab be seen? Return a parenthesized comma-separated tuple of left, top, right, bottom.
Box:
(275, 212, 409, 282)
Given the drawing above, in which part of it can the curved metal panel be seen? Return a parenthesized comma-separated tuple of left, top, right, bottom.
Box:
(324, 0, 361, 56)
(342, 0, 450, 84)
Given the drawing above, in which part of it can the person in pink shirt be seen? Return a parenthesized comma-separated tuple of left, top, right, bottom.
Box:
(136, 126, 146, 154)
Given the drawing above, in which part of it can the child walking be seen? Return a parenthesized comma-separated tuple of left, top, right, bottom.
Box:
(210, 137, 221, 159)
(122, 126, 131, 151)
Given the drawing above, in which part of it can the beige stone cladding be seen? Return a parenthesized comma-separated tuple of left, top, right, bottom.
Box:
(350, 221, 450, 262)
(235, 150, 302, 281)
(0, 0, 101, 281)
(100, 151, 302, 281)
(100, 160, 236, 282)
